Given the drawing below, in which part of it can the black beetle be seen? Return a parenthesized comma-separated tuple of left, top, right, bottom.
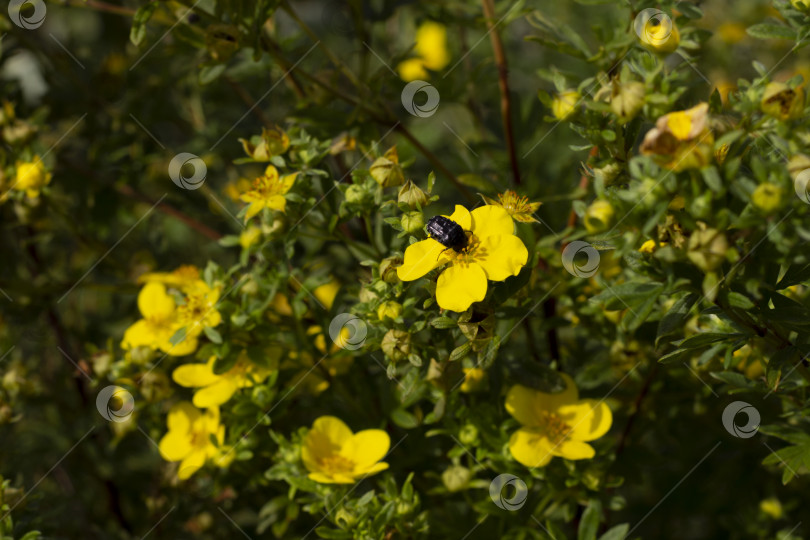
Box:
(426, 215, 469, 253)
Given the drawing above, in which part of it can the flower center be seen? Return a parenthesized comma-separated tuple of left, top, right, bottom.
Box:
(498, 190, 531, 214)
(540, 412, 572, 444)
(319, 454, 355, 475)
(443, 234, 487, 264)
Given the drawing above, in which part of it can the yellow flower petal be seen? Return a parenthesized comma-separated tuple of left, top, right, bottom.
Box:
(138, 282, 175, 319)
(244, 201, 266, 221)
(311, 416, 353, 447)
(173, 360, 219, 388)
(192, 378, 238, 408)
(263, 164, 280, 181)
(506, 375, 580, 426)
(265, 194, 287, 212)
(121, 320, 158, 349)
(470, 205, 514, 238)
(397, 58, 428, 82)
(445, 205, 472, 231)
(158, 333, 198, 356)
(167, 401, 198, 432)
(341, 429, 390, 469)
(558, 399, 613, 442)
(415, 22, 450, 71)
(435, 263, 487, 312)
(158, 430, 193, 462)
(475, 234, 528, 281)
(178, 450, 207, 480)
(554, 439, 596, 460)
(508, 427, 554, 468)
(397, 238, 446, 281)
(354, 461, 389, 478)
(280, 172, 298, 194)
(313, 280, 340, 310)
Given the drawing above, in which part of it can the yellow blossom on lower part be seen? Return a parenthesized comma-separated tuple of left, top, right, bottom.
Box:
(14, 157, 52, 198)
(313, 280, 340, 311)
(302, 416, 390, 484)
(173, 353, 275, 408)
(158, 402, 226, 480)
(480, 190, 541, 223)
(639, 239, 667, 253)
(121, 282, 198, 356)
(137, 265, 201, 291)
(460, 367, 487, 393)
(506, 373, 612, 468)
(240, 165, 297, 221)
(377, 301, 403, 321)
(551, 90, 580, 121)
(397, 205, 528, 312)
(239, 226, 262, 249)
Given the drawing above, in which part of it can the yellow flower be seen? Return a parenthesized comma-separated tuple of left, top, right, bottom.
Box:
(751, 183, 784, 214)
(14, 157, 52, 198)
(397, 205, 529, 312)
(138, 265, 201, 291)
(301, 416, 390, 484)
(584, 200, 615, 234)
(760, 497, 783, 519)
(638, 14, 680, 53)
(158, 402, 226, 480)
(238, 126, 290, 161)
(506, 373, 612, 468)
(460, 367, 487, 393)
(240, 165, 297, 221)
(397, 21, 450, 81)
(551, 90, 580, 121)
(641, 103, 714, 171)
(480, 190, 541, 223)
(173, 354, 274, 407)
(639, 239, 667, 253)
(760, 82, 805, 121)
(377, 301, 403, 321)
(313, 280, 340, 311)
(175, 280, 222, 338)
(239, 226, 262, 249)
(121, 282, 198, 356)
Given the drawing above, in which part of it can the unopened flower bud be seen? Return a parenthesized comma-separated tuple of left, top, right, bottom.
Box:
(381, 329, 411, 362)
(584, 200, 615, 234)
(761, 82, 805, 120)
(687, 225, 728, 272)
(611, 81, 645, 123)
(751, 183, 784, 214)
(398, 180, 429, 208)
(401, 211, 424, 233)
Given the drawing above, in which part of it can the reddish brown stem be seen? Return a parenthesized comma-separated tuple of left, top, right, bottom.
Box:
(482, 0, 520, 186)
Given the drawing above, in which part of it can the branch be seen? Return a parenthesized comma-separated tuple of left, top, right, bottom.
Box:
(482, 0, 520, 186)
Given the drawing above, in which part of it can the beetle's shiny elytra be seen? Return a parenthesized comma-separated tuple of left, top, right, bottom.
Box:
(426, 215, 468, 252)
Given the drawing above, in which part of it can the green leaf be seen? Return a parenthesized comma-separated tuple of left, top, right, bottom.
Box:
(430, 317, 457, 329)
(450, 342, 471, 362)
(203, 325, 223, 344)
(656, 293, 699, 347)
(747, 23, 797, 40)
(578, 500, 602, 540)
(598, 524, 629, 540)
(130, 1, 159, 46)
(679, 333, 741, 349)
